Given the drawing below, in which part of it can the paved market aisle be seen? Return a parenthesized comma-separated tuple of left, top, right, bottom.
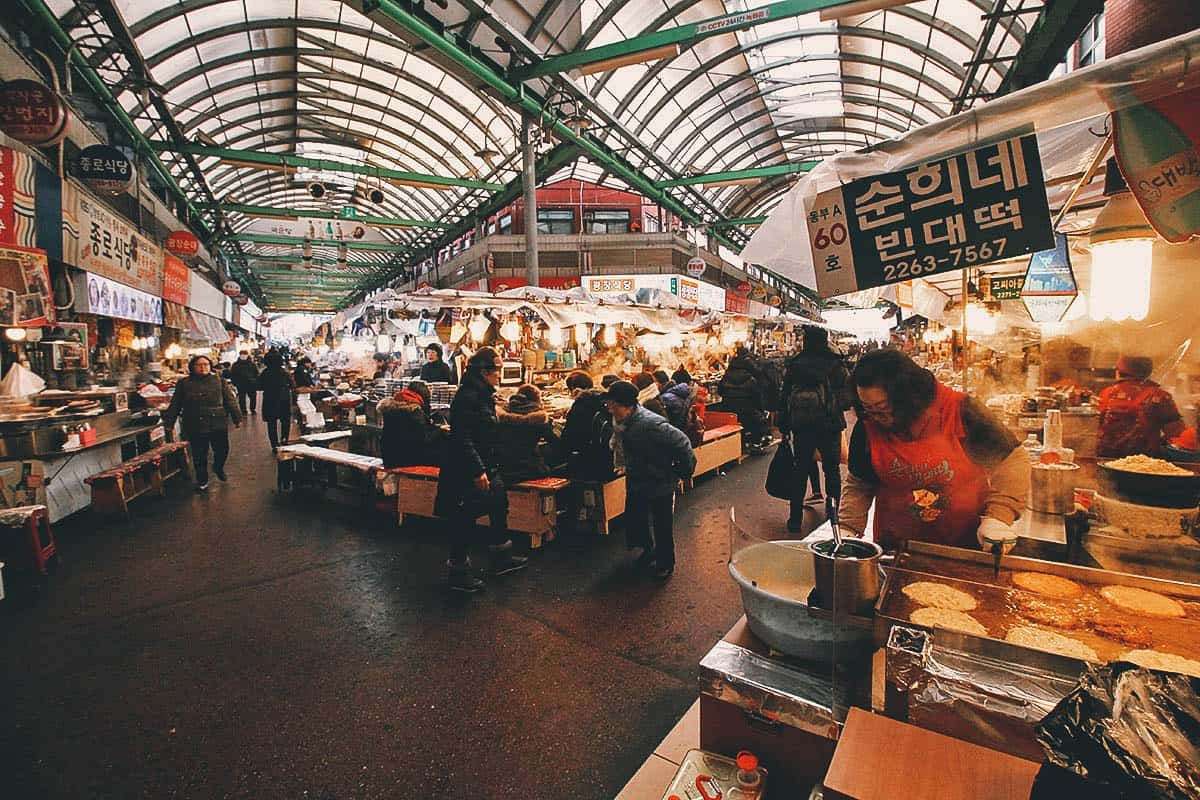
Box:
(0, 418, 822, 800)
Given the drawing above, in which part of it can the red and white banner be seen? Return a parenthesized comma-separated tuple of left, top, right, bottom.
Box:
(0, 147, 14, 245)
(162, 252, 190, 306)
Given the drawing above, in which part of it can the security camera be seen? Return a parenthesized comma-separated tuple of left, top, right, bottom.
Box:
(307, 182, 326, 199)
(368, 187, 385, 204)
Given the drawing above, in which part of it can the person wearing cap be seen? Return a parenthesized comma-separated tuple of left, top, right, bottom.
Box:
(420, 341, 455, 384)
(1097, 355, 1184, 458)
(435, 347, 527, 592)
(606, 380, 696, 579)
(494, 384, 558, 484)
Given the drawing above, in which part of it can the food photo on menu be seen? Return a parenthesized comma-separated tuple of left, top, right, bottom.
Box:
(16, 292, 44, 324)
(0, 288, 14, 326)
(21, 261, 49, 298)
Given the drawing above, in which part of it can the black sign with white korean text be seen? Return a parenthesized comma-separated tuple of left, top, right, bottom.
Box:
(806, 135, 1054, 297)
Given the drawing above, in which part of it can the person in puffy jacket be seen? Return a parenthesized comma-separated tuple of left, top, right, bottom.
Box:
(494, 384, 559, 484)
(258, 349, 293, 451)
(434, 348, 527, 593)
(719, 346, 769, 446)
(378, 381, 446, 468)
(660, 381, 695, 432)
(631, 372, 669, 419)
(228, 350, 260, 414)
(606, 380, 696, 580)
(163, 355, 242, 490)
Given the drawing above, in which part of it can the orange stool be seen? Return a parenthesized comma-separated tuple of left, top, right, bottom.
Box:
(0, 505, 57, 575)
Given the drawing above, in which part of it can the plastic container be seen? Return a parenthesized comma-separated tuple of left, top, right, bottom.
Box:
(662, 749, 766, 800)
(1043, 409, 1063, 453)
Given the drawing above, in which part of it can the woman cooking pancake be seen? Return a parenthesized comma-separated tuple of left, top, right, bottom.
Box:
(839, 350, 1030, 554)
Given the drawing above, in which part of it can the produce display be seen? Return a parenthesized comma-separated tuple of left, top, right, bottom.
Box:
(1102, 454, 1194, 476)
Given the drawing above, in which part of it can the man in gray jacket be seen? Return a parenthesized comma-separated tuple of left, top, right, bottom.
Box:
(606, 380, 696, 579)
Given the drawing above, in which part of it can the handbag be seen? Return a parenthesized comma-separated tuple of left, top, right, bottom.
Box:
(765, 437, 795, 500)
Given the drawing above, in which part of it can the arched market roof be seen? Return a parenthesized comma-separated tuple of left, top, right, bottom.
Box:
(38, 0, 1068, 310)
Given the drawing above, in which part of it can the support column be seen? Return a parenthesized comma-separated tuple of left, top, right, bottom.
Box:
(521, 112, 540, 288)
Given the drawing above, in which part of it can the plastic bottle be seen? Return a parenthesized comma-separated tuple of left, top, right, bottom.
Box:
(1020, 433, 1042, 459)
(728, 752, 766, 799)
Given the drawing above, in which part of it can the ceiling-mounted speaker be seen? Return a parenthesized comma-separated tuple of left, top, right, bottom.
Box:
(308, 182, 326, 199)
(368, 187, 385, 204)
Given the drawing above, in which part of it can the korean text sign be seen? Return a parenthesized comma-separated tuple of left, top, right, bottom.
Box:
(77, 194, 162, 294)
(162, 252, 190, 306)
(806, 135, 1053, 297)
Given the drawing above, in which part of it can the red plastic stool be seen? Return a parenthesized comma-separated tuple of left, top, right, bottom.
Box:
(1, 505, 57, 575)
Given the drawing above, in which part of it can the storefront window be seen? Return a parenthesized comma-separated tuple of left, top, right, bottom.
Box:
(585, 209, 631, 234)
(536, 209, 575, 234)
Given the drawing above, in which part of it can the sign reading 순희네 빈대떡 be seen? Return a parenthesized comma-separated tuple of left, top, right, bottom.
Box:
(805, 135, 1054, 298)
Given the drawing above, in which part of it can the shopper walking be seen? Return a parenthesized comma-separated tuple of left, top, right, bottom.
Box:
(719, 346, 770, 448)
(779, 326, 850, 532)
(229, 350, 260, 415)
(606, 380, 696, 579)
(434, 347, 528, 593)
(163, 355, 243, 490)
(258, 349, 294, 452)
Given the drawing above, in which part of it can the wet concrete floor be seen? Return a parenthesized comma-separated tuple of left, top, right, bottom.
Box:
(1, 417, 825, 799)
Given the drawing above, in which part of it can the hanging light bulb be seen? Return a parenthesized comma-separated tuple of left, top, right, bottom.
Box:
(573, 322, 589, 343)
(1089, 159, 1155, 322)
(337, 242, 348, 267)
(601, 324, 618, 346)
(500, 316, 521, 342)
(546, 325, 563, 346)
(164, 342, 183, 359)
(468, 312, 491, 342)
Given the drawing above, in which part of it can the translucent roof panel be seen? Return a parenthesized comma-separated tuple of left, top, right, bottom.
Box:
(52, 0, 1039, 306)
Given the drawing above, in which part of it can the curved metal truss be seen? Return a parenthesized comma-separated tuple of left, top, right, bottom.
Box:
(38, 0, 1043, 308)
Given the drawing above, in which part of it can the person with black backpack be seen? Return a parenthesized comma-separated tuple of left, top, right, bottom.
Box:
(779, 326, 851, 532)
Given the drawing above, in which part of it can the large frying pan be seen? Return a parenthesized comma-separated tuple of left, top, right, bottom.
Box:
(1097, 460, 1200, 509)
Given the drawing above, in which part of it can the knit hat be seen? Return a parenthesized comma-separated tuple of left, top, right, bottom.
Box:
(631, 372, 656, 391)
(394, 388, 426, 406)
(600, 374, 620, 389)
(1116, 355, 1153, 380)
(565, 370, 594, 392)
(507, 383, 542, 414)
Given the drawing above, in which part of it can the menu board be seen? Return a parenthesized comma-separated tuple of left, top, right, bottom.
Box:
(76, 271, 163, 324)
(0, 244, 53, 326)
(162, 252, 190, 305)
(76, 194, 162, 294)
(806, 135, 1054, 297)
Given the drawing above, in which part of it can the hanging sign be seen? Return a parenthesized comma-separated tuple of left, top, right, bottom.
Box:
(686, 257, 706, 278)
(1112, 88, 1200, 243)
(221, 280, 241, 296)
(735, 281, 751, 295)
(75, 271, 163, 324)
(983, 273, 1025, 301)
(166, 230, 200, 258)
(76, 144, 135, 194)
(233, 294, 249, 306)
(0, 147, 14, 245)
(162, 252, 190, 306)
(76, 194, 162, 294)
(1021, 233, 1078, 323)
(0, 80, 68, 146)
(725, 293, 749, 314)
(0, 244, 54, 326)
(768, 294, 783, 307)
(806, 135, 1054, 298)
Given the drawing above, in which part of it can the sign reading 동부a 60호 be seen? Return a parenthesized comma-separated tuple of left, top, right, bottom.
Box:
(806, 135, 1054, 298)
(76, 194, 162, 295)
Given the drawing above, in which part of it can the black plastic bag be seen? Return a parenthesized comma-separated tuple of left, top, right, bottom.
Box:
(765, 437, 794, 500)
(1035, 663, 1200, 800)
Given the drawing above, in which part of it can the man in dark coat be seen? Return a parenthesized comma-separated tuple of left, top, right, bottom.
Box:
(779, 325, 851, 532)
(435, 348, 527, 593)
(419, 342, 456, 384)
(719, 345, 769, 446)
(163, 355, 243, 489)
(607, 380, 696, 579)
(229, 350, 260, 414)
(258, 349, 293, 451)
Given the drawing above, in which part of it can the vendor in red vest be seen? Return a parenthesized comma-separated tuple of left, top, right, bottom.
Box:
(839, 350, 1029, 554)
(1097, 355, 1184, 458)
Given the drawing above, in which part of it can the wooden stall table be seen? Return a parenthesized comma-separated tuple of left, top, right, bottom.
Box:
(274, 445, 383, 509)
(574, 474, 627, 536)
(824, 708, 1040, 800)
(84, 441, 194, 518)
(687, 411, 744, 488)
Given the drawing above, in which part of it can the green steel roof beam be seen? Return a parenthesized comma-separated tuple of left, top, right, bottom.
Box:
(356, 0, 743, 255)
(148, 141, 504, 193)
(250, 255, 384, 269)
(232, 233, 413, 252)
(655, 161, 818, 188)
(996, 0, 1106, 94)
(208, 203, 445, 230)
(710, 217, 768, 228)
(514, 0, 858, 80)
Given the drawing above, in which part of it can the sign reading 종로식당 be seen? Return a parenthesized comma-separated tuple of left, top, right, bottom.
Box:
(805, 135, 1054, 298)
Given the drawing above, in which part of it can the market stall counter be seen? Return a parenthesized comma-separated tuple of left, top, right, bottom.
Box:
(0, 388, 166, 521)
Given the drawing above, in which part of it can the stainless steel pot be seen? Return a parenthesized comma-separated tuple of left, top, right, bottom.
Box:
(1030, 462, 1080, 514)
(809, 538, 883, 616)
